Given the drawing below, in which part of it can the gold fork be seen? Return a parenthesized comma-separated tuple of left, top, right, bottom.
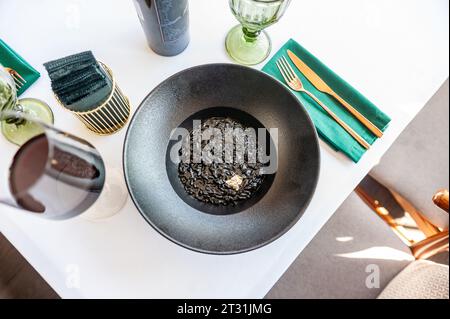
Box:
(4, 67, 27, 91)
(276, 56, 370, 150)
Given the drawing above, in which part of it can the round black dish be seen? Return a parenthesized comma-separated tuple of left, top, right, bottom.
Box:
(123, 64, 320, 255)
(166, 107, 277, 216)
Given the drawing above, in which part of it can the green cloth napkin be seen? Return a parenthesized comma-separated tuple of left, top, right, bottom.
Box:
(0, 38, 40, 96)
(262, 39, 391, 162)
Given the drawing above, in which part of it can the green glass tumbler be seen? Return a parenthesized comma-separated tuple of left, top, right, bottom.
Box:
(226, 0, 291, 66)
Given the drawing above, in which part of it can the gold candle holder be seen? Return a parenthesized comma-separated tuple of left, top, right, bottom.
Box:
(55, 62, 131, 135)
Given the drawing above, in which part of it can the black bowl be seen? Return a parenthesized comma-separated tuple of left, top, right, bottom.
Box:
(123, 64, 320, 255)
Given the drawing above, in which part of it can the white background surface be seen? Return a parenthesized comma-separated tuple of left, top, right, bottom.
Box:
(0, 0, 448, 298)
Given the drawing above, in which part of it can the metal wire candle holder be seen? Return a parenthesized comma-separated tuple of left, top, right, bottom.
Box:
(55, 62, 131, 135)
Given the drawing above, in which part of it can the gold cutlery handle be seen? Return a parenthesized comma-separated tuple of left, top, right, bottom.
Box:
(286, 50, 383, 138)
(303, 90, 371, 150)
(331, 92, 383, 138)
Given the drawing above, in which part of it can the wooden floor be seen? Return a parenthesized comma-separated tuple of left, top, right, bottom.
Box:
(0, 233, 59, 299)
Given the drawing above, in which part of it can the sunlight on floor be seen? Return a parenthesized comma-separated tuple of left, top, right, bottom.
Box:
(336, 246, 415, 262)
(335, 236, 354, 242)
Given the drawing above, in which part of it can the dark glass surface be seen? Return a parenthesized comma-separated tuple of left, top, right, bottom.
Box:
(133, 0, 190, 56)
(9, 133, 105, 219)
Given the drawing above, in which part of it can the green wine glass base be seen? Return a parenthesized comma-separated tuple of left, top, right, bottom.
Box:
(225, 25, 272, 66)
(1, 98, 54, 146)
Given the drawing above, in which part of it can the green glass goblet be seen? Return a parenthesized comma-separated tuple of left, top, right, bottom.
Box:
(0, 65, 54, 146)
(226, 0, 291, 66)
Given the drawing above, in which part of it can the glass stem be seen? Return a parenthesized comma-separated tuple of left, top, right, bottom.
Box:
(242, 27, 260, 43)
(5, 103, 27, 126)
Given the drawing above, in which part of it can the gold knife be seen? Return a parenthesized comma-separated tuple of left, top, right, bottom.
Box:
(287, 50, 383, 138)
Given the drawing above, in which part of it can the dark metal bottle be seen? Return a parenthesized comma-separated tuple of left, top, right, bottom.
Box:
(133, 0, 190, 56)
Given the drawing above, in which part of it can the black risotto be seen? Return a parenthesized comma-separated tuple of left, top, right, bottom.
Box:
(178, 117, 265, 206)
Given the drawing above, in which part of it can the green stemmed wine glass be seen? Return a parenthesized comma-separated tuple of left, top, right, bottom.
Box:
(226, 0, 291, 66)
(0, 64, 54, 146)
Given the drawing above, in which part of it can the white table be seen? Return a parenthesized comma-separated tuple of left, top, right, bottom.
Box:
(0, 0, 448, 298)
